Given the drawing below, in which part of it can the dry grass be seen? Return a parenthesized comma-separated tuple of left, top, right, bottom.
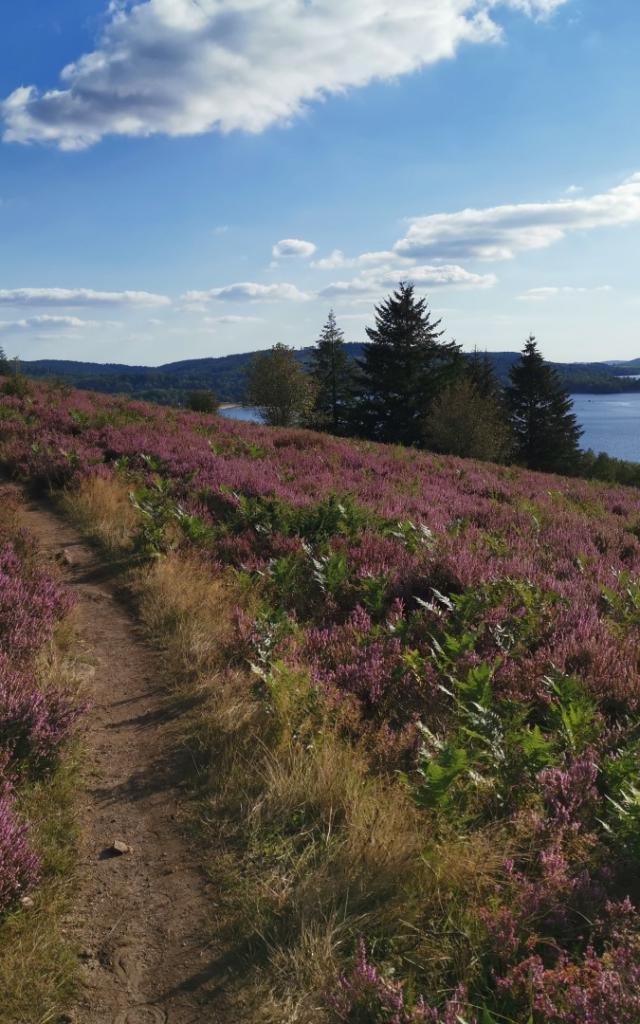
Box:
(131, 552, 505, 1022)
(60, 475, 138, 553)
(55, 476, 509, 1022)
(134, 551, 247, 677)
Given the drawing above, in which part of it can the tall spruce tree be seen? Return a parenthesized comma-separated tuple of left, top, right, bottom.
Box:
(467, 348, 502, 401)
(308, 310, 354, 433)
(355, 282, 462, 446)
(506, 336, 583, 474)
(0, 347, 9, 376)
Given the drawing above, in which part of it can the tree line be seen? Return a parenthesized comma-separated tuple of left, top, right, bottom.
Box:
(245, 282, 584, 476)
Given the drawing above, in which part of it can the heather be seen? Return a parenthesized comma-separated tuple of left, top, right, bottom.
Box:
(0, 497, 78, 918)
(3, 381, 640, 1021)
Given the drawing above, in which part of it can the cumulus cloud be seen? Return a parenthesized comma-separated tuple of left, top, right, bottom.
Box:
(0, 315, 104, 333)
(2, 0, 567, 150)
(394, 174, 640, 262)
(312, 249, 348, 271)
(0, 287, 170, 307)
(272, 238, 316, 260)
(320, 263, 497, 298)
(519, 285, 613, 301)
(183, 282, 311, 303)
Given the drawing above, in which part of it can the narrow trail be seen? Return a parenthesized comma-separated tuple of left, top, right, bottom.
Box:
(11, 487, 229, 1024)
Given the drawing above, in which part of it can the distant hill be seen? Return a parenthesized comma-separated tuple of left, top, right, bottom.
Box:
(17, 346, 640, 406)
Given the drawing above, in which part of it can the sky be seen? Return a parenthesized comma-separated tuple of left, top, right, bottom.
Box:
(0, 0, 639, 366)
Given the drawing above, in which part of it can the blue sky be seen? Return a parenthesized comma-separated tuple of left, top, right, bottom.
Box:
(0, 0, 638, 365)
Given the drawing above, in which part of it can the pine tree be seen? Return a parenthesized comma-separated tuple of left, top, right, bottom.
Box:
(506, 336, 583, 474)
(0, 347, 9, 376)
(355, 282, 462, 446)
(307, 311, 354, 434)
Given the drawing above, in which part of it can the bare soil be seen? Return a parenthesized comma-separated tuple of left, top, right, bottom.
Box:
(11, 487, 230, 1024)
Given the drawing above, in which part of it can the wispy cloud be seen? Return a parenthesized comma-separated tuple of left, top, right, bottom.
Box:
(0, 315, 107, 333)
(203, 315, 264, 325)
(518, 285, 613, 301)
(2, 0, 567, 150)
(394, 174, 640, 262)
(312, 250, 412, 271)
(321, 263, 497, 298)
(0, 287, 170, 307)
(183, 282, 311, 304)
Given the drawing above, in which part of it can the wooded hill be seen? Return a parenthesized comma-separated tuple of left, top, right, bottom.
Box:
(16, 347, 640, 406)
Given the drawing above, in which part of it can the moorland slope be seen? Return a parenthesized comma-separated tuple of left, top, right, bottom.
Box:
(2, 379, 640, 1022)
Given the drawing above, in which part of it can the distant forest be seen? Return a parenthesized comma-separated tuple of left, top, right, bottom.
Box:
(15, 346, 640, 407)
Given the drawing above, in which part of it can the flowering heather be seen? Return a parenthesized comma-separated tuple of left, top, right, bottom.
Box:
(4, 382, 640, 1016)
(0, 655, 81, 769)
(0, 542, 74, 663)
(0, 495, 78, 915)
(0, 792, 41, 914)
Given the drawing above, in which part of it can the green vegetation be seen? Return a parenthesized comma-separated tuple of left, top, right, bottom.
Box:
(425, 376, 512, 462)
(245, 342, 314, 426)
(186, 388, 219, 413)
(0, 497, 83, 1023)
(4, 380, 640, 1020)
(353, 282, 462, 445)
(506, 335, 583, 474)
(12, 347, 640, 410)
(306, 309, 356, 433)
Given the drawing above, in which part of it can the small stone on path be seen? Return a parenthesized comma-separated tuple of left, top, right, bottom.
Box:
(107, 839, 131, 856)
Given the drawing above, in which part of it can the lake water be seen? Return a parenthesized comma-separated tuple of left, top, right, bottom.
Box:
(571, 393, 640, 462)
(221, 397, 640, 463)
(220, 405, 263, 423)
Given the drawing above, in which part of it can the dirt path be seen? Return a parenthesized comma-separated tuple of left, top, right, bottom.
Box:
(11, 488, 228, 1024)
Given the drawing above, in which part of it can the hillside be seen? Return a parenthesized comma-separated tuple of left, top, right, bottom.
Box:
(2, 376, 640, 1022)
(17, 346, 640, 405)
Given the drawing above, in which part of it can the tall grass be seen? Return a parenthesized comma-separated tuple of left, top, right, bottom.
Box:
(61, 477, 505, 1021)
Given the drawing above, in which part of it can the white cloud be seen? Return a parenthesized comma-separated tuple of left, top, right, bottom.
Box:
(2, 0, 567, 150)
(504, 0, 566, 15)
(312, 249, 347, 271)
(312, 249, 412, 271)
(203, 314, 264, 324)
(0, 287, 170, 307)
(395, 174, 640, 262)
(518, 285, 613, 301)
(0, 315, 105, 333)
(272, 238, 316, 260)
(321, 263, 497, 298)
(183, 282, 311, 303)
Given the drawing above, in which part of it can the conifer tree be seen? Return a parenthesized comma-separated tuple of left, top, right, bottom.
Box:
(467, 348, 502, 401)
(307, 310, 354, 433)
(0, 346, 9, 376)
(506, 336, 583, 474)
(355, 282, 462, 446)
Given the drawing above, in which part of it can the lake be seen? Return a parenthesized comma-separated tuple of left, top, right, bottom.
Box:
(221, 396, 640, 463)
(571, 393, 640, 462)
(219, 405, 263, 423)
